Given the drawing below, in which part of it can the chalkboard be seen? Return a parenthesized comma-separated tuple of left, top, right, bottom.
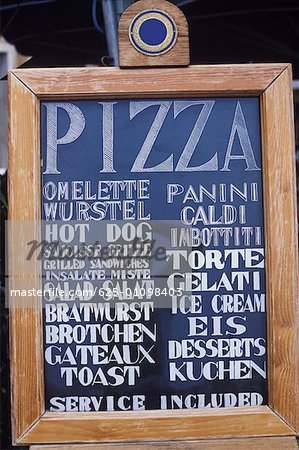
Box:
(41, 98, 267, 413)
(9, 64, 297, 445)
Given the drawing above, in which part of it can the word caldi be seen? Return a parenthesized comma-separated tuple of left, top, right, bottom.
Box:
(43, 100, 260, 175)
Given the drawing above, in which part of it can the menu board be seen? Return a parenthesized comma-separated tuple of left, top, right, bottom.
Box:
(41, 98, 267, 413)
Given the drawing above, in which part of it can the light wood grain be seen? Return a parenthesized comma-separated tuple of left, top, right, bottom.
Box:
(11, 64, 288, 99)
(19, 407, 293, 444)
(30, 436, 299, 450)
(261, 65, 299, 432)
(8, 73, 44, 444)
(118, 0, 189, 67)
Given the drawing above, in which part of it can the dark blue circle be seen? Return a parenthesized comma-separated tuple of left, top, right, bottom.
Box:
(139, 18, 167, 46)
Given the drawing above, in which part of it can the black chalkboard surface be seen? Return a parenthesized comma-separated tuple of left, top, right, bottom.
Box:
(41, 98, 267, 413)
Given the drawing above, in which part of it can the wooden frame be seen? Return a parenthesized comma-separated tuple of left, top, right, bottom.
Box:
(8, 64, 298, 446)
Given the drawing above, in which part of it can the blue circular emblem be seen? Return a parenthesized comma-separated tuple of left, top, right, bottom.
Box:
(129, 9, 177, 56)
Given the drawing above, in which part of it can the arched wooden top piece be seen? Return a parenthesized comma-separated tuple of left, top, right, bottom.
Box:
(118, 0, 189, 68)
